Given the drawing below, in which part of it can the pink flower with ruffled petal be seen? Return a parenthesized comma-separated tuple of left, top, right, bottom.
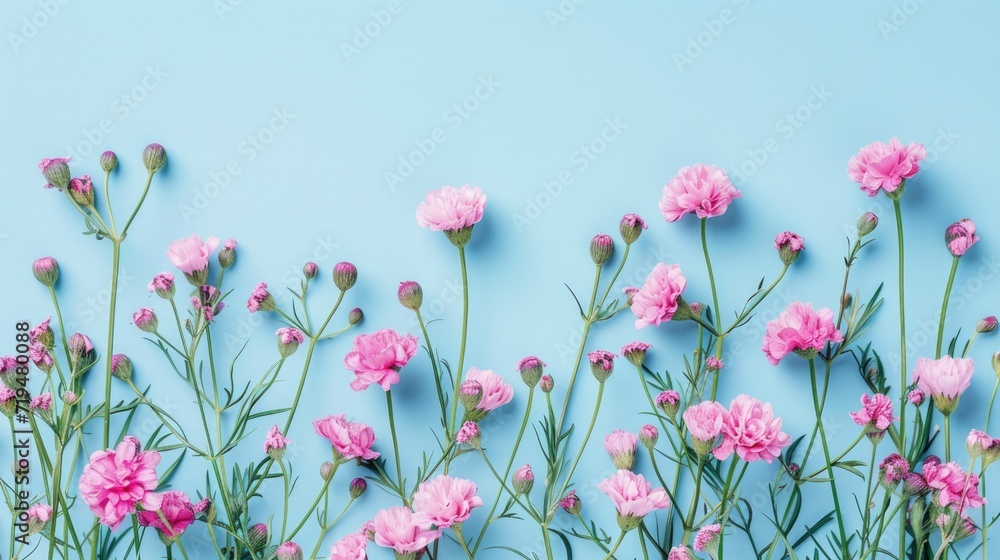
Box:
(29, 392, 52, 411)
(848, 138, 926, 196)
(682, 400, 726, 442)
(660, 163, 741, 222)
(713, 394, 791, 463)
(78, 437, 162, 529)
(598, 469, 670, 520)
(922, 458, 987, 514)
(630, 263, 687, 329)
(313, 414, 380, 461)
(464, 367, 514, 412)
(416, 185, 487, 231)
(372, 506, 441, 555)
(329, 531, 368, 560)
(945, 219, 979, 257)
(344, 329, 419, 391)
(264, 425, 290, 455)
(762, 302, 842, 365)
(412, 475, 483, 528)
(136, 490, 208, 539)
(167, 234, 219, 277)
(849, 393, 897, 435)
(603, 429, 639, 470)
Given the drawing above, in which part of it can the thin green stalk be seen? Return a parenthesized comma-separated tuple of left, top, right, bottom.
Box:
(103, 169, 117, 233)
(604, 529, 627, 560)
(944, 414, 952, 462)
(810, 359, 850, 557)
(638, 525, 650, 560)
(860, 495, 906, 559)
(120, 171, 155, 236)
(447, 246, 471, 439)
(861, 441, 878, 551)
(453, 525, 476, 560)
(283, 290, 344, 435)
(701, 218, 723, 401)
(801, 430, 866, 480)
(278, 460, 290, 541)
(286, 464, 336, 540)
(386, 390, 405, 500)
(553, 381, 606, 512)
(415, 308, 448, 424)
(893, 198, 907, 452)
(102, 239, 122, 449)
(680, 457, 706, 545)
(935, 256, 960, 358)
(555, 265, 602, 435)
(541, 524, 556, 560)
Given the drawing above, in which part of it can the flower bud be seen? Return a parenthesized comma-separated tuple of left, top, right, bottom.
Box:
(62, 391, 78, 405)
(264, 425, 289, 461)
(901, 472, 929, 497)
(302, 262, 318, 279)
(621, 342, 650, 368)
(590, 234, 614, 265)
(455, 421, 480, 447)
(397, 281, 423, 310)
(878, 453, 910, 490)
(908, 389, 925, 407)
(319, 462, 335, 481)
(459, 380, 484, 411)
(994, 352, 1000, 378)
(977, 316, 998, 334)
(689, 302, 703, 316)
(619, 213, 647, 244)
(517, 356, 545, 388)
(623, 287, 637, 306)
(247, 523, 269, 550)
(945, 219, 979, 257)
(693, 524, 722, 559)
(348, 308, 363, 325)
(588, 350, 616, 382)
(349, 477, 367, 499)
(560, 490, 580, 515)
(668, 545, 696, 560)
(68, 333, 96, 374)
(148, 273, 175, 299)
(33, 257, 59, 287)
(513, 465, 534, 495)
(333, 262, 357, 291)
(111, 354, 132, 381)
(639, 424, 659, 448)
(247, 283, 276, 313)
(0, 386, 16, 416)
(276, 542, 303, 560)
(540, 375, 553, 393)
(100, 151, 118, 172)
(276, 328, 304, 358)
(218, 239, 237, 269)
(39, 157, 71, 189)
(774, 231, 804, 265)
(705, 356, 723, 372)
(857, 212, 878, 238)
(133, 308, 158, 333)
(26, 504, 52, 535)
(69, 176, 95, 206)
(0, 358, 22, 391)
(787, 463, 800, 479)
(142, 143, 167, 173)
(604, 430, 638, 470)
(843, 293, 853, 310)
(655, 390, 680, 418)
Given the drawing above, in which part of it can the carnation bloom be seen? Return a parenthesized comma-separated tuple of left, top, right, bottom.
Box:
(597, 469, 670, 530)
(247, 282, 274, 313)
(668, 546, 695, 560)
(879, 453, 910, 488)
(849, 393, 897, 439)
(372, 506, 441, 555)
(29, 392, 52, 411)
(147, 272, 175, 297)
(264, 425, 291, 456)
(455, 421, 480, 445)
(693, 523, 722, 553)
(945, 219, 979, 257)
(560, 490, 581, 514)
(416, 185, 487, 232)
(313, 414, 380, 461)
(463, 367, 514, 419)
(167, 234, 219, 285)
(343, 329, 419, 391)
(705, 356, 723, 371)
(848, 138, 926, 196)
(39, 157, 71, 188)
(78, 437, 162, 529)
(762, 302, 842, 365)
(713, 394, 791, 463)
(621, 341, 651, 366)
(329, 531, 368, 560)
(603, 429, 639, 470)
(922, 458, 987, 514)
(630, 263, 687, 329)
(136, 490, 209, 540)
(412, 475, 483, 528)
(912, 356, 974, 415)
(659, 163, 741, 222)
(682, 400, 726, 444)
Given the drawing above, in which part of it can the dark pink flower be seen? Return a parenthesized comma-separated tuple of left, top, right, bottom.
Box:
(78, 437, 162, 529)
(343, 329, 419, 391)
(660, 163, 741, 222)
(762, 302, 842, 365)
(849, 393, 897, 437)
(713, 395, 791, 463)
(848, 138, 926, 196)
(136, 490, 208, 540)
(945, 219, 979, 257)
(313, 414, 380, 461)
(630, 263, 687, 328)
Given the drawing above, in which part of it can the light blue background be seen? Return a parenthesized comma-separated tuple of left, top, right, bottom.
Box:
(3, 1, 1000, 558)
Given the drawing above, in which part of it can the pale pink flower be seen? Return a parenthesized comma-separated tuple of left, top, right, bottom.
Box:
(598, 469, 670, 520)
(713, 394, 791, 463)
(313, 414, 380, 461)
(147, 272, 175, 296)
(455, 421, 479, 445)
(693, 523, 722, 552)
(412, 475, 483, 528)
(762, 302, 842, 365)
(416, 185, 487, 231)
(464, 367, 514, 413)
(27, 504, 52, 523)
(668, 546, 695, 560)
(848, 138, 926, 196)
(136, 490, 209, 539)
(604, 429, 639, 470)
(78, 437, 162, 529)
(912, 356, 974, 413)
(264, 425, 290, 455)
(660, 163, 741, 222)
(922, 457, 987, 514)
(276, 542, 302, 560)
(343, 329, 419, 391)
(682, 401, 726, 442)
(945, 219, 979, 257)
(849, 393, 897, 436)
(908, 389, 926, 406)
(372, 506, 441, 555)
(705, 356, 723, 371)
(639, 424, 659, 448)
(29, 392, 52, 411)
(167, 234, 219, 284)
(329, 531, 368, 560)
(133, 307, 158, 332)
(276, 327, 305, 346)
(966, 429, 1000, 460)
(630, 263, 687, 329)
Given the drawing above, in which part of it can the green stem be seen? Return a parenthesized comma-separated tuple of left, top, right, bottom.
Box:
(801, 430, 866, 480)
(278, 460, 290, 541)
(810, 359, 850, 557)
(416, 308, 448, 424)
(638, 525, 650, 560)
(447, 246, 471, 441)
(102, 239, 121, 449)
(701, 218, 723, 401)
(555, 265, 602, 435)
(861, 441, 878, 551)
(103, 169, 117, 233)
(386, 390, 406, 501)
(120, 171, 155, 236)
(680, 457, 706, 545)
(893, 198, 907, 452)
(453, 525, 476, 560)
(604, 529, 627, 560)
(286, 465, 336, 540)
(541, 524, 556, 560)
(554, 381, 606, 512)
(944, 414, 951, 462)
(935, 256, 960, 358)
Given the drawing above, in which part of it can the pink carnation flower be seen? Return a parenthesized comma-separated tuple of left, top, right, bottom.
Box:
(682, 400, 726, 442)
(264, 425, 290, 455)
(848, 138, 926, 196)
(329, 531, 368, 560)
(849, 393, 897, 436)
(922, 457, 987, 514)
(660, 163, 741, 222)
(693, 523, 722, 552)
(912, 356, 974, 413)
(713, 394, 791, 463)
(27, 503, 52, 523)
(29, 392, 52, 411)
(630, 263, 687, 329)
(372, 506, 441, 555)
(603, 429, 639, 470)
(762, 302, 842, 365)
(945, 219, 979, 257)
(879, 453, 910, 486)
(455, 421, 479, 444)
(78, 437, 162, 529)
(416, 185, 487, 231)
(276, 327, 305, 346)
(136, 490, 209, 539)
(412, 475, 483, 528)
(597, 469, 670, 520)
(464, 367, 514, 412)
(313, 414, 380, 461)
(147, 272, 175, 295)
(343, 329, 419, 391)
(167, 234, 219, 278)
(668, 546, 694, 560)
(28, 317, 51, 344)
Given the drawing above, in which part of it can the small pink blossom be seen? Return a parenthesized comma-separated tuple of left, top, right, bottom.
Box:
(276, 327, 305, 346)
(38, 157, 71, 188)
(588, 350, 616, 372)
(133, 307, 158, 332)
(848, 138, 926, 196)
(693, 523, 722, 552)
(276, 542, 302, 560)
(713, 394, 791, 463)
(630, 263, 688, 329)
(849, 393, 897, 436)
(136, 490, 209, 539)
(660, 163, 741, 222)
(668, 546, 695, 560)
(28, 342, 52, 372)
(372, 506, 441, 555)
(560, 490, 581, 514)
(682, 401, 726, 442)
(908, 389, 926, 406)
(464, 367, 514, 413)
(28, 317, 51, 344)
(762, 302, 842, 365)
(343, 329, 419, 391)
(147, 272, 175, 296)
(879, 453, 910, 486)
(247, 282, 274, 313)
(597, 469, 670, 521)
(656, 390, 680, 408)
(774, 231, 804, 251)
(603, 429, 639, 470)
(264, 425, 290, 455)
(945, 219, 980, 257)
(923, 457, 987, 514)
(78, 437, 162, 529)
(167, 234, 219, 280)
(329, 531, 368, 560)
(412, 475, 483, 528)
(455, 421, 480, 445)
(313, 414, 380, 461)
(912, 356, 974, 414)
(29, 393, 52, 411)
(705, 356, 723, 371)
(416, 185, 487, 231)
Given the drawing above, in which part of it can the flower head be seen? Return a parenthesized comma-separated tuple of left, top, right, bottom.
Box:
(100, 151, 118, 172)
(26, 504, 53, 534)
(398, 281, 423, 310)
(334, 262, 358, 291)
(276, 327, 305, 357)
(879, 453, 910, 490)
(462, 367, 513, 421)
(30, 392, 52, 411)
(857, 212, 879, 237)
(372, 506, 441, 555)
(762, 302, 842, 364)
(147, 272, 175, 299)
(683, 400, 726, 454)
(264, 425, 290, 460)
(912, 356, 974, 415)
(705, 356, 723, 371)
(849, 393, 897, 441)
(713, 395, 791, 463)
(774, 231, 805, 265)
(619, 213, 647, 244)
(78, 437, 162, 529)
(191, 285, 225, 322)
(349, 477, 368, 499)
(656, 390, 681, 418)
(517, 355, 546, 387)
(111, 353, 132, 381)
(590, 234, 614, 265)
(39, 157, 71, 189)
(344, 329, 419, 391)
(622, 341, 651, 367)
(923, 458, 987, 514)
(455, 421, 480, 447)
(848, 138, 926, 197)
(412, 475, 483, 528)
(603, 429, 639, 470)
(313, 414, 380, 462)
(660, 163, 741, 222)
(416, 185, 487, 247)
(598, 469, 670, 531)
(247, 282, 276, 313)
(513, 465, 534, 495)
(630, 263, 688, 329)
(639, 424, 659, 449)
(329, 531, 368, 560)
(69, 175, 95, 206)
(136, 490, 209, 541)
(560, 490, 581, 514)
(167, 234, 219, 286)
(693, 523, 722, 556)
(142, 143, 167, 173)
(32, 257, 59, 287)
(588, 350, 617, 382)
(945, 219, 980, 257)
